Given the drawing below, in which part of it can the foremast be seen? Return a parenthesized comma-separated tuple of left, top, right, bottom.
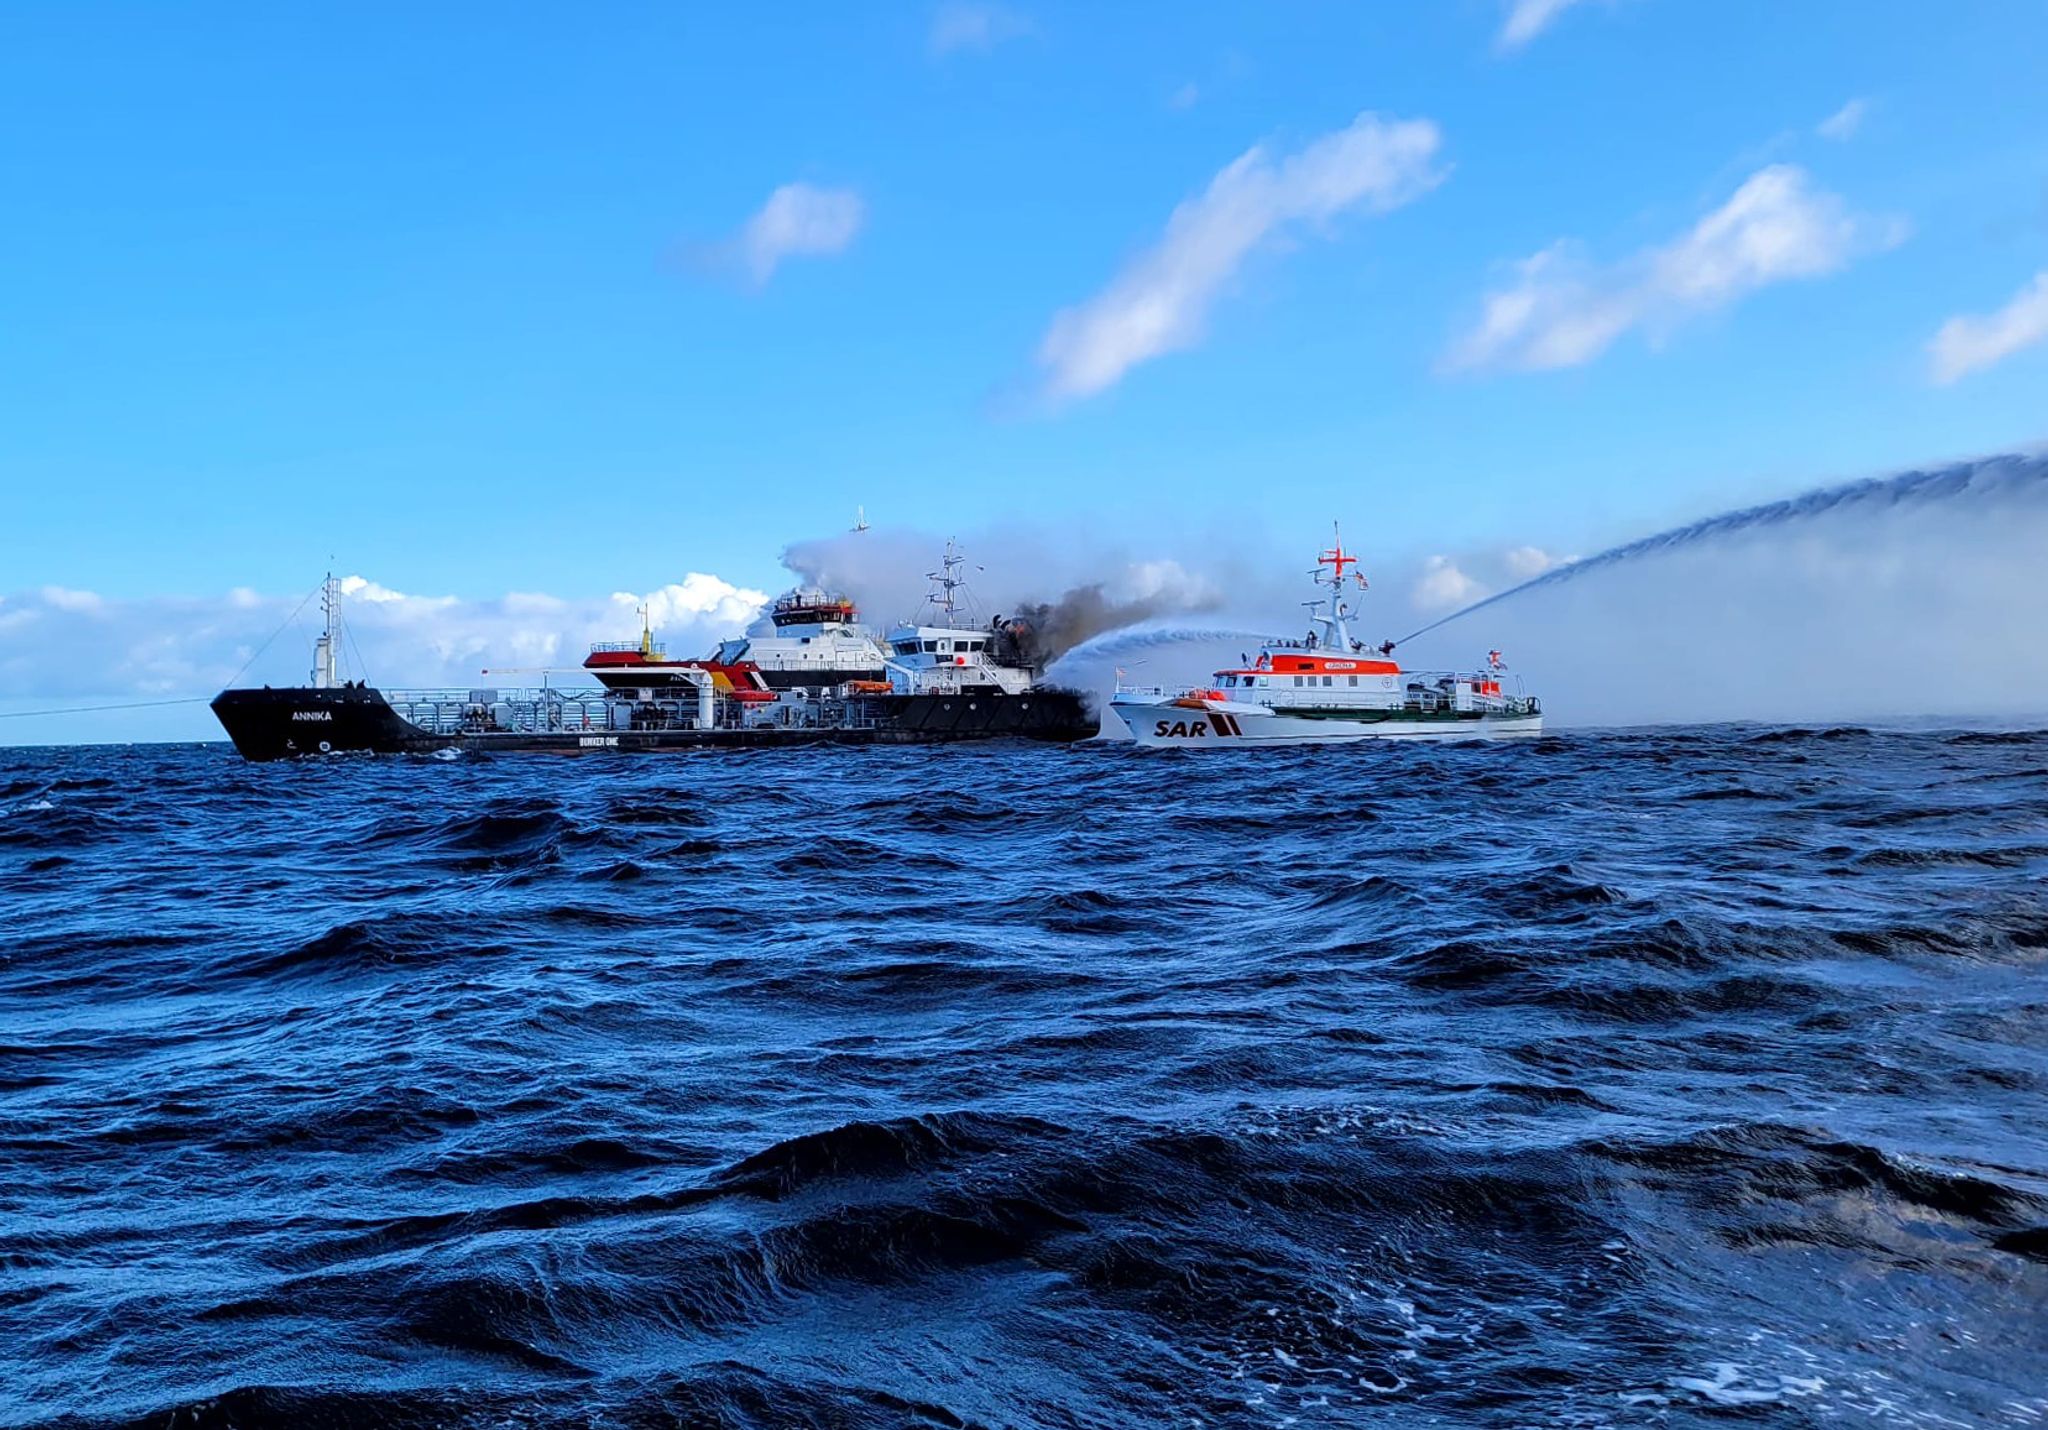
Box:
(310, 572, 341, 688)
(1300, 523, 1370, 654)
(922, 538, 974, 624)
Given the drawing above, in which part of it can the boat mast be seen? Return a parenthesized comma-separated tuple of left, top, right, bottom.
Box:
(925, 539, 969, 623)
(311, 572, 341, 688)
(1313, 523, 1367, 651)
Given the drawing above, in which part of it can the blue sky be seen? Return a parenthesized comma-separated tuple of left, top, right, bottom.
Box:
(2, 1, 2046, 727)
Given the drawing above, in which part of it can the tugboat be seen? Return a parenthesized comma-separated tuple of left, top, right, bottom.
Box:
(869, 540, 1061, 735)
(209, 551, 1096, 761)
(1109, 528, 1542, 746)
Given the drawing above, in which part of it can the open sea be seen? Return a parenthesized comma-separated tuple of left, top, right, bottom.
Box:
(2, 728, 2045, 1428)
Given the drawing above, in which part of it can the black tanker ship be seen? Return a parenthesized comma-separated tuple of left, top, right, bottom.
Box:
(211, 551, 1096, 761)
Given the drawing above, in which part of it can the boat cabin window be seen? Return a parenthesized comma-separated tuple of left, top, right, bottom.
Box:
(1323, 676, 1333, 686)
(923, 639, 942, 653)
(893, 640, 918, 656)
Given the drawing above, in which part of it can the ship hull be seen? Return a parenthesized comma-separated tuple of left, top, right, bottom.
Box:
(212, 685, 1095, 761)
(858, 688, 1094, 741)
(1110, 697, 1542, 747)
(211, 687, 448, 760)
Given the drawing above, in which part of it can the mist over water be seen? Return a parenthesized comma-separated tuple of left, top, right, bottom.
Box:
(1401, 450, 2048, 726)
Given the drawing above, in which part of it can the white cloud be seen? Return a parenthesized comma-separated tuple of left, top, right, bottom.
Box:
(336, 575, 434, 605)
(929, 2, 1031, 57)
(1503, 545, 1564, 580)
(1817, 98, 1868, 142)
(1168, 82, 1200, 112)
(1116, 558, 1222, 609)
(1036, 111, 1444, 402)
(1413, 556, 1484, 612)
(615, 573, 767, 633)
(1928, 269, 2048, 385)
(1497, 0, 1594, 51)
(1446, 164, 1902, 374)
(0, 575, 772, 701)
(734, 183, 865, 285)
(39, 585, 103, 612)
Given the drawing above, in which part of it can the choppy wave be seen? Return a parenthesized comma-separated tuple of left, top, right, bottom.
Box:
(2, 729, 2045, 1428)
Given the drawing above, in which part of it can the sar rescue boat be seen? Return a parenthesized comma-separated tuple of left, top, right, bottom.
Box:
(1109, 528, 1542, 746)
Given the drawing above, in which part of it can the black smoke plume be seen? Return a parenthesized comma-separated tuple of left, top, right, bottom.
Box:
(989, 583, 1219, 671)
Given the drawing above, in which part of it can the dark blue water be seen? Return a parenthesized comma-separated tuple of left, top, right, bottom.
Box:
(3, 731, 2045, 1428)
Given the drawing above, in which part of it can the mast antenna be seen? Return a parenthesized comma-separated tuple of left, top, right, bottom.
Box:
(923, 538, 981, 622)
(311, 571, 341, 688)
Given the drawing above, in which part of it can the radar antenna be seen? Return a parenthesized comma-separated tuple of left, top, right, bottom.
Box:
(923, 539, 983, 622)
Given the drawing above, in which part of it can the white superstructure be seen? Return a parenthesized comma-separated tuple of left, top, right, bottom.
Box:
(711, 589, 891, 690)
(883, 540, 1034, 696)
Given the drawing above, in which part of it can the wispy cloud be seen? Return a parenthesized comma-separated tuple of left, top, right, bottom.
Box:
(38, 585, 104, 613)
(730, 182, 866, 286)
(1446, 164, 1904, 374)
(928, 2, 1031, 57)
(1929, 269, 2048, 384)
(1167, 81, 1201, 112)
(1035, 111, 1445, 403)
(1497, 0, 1595, 51)
(1409, 544, 1569, 613)
(1817, 98, 1868, 142)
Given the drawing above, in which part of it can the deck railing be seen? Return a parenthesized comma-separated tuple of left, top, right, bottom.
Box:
(1114, 675, 1539, 719)
(379, 686, 898, 736)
